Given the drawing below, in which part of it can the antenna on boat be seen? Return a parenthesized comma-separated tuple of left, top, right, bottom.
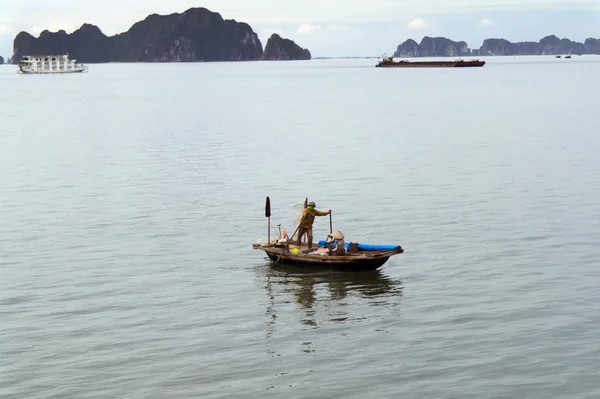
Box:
(265, 196, 271, 247)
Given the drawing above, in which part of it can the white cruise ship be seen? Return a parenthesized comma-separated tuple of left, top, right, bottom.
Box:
(18, 54, 88, 74)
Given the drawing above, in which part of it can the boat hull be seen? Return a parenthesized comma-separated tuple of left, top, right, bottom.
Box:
(253, 244, 403, 272)
(18, 68, 88, 74)
(376, 60, 485, 68)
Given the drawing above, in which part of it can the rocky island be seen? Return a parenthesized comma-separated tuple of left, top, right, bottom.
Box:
(393, 37, 471, 57)
(392, 35, 600, 57)
(12, 7, 311, 64)
(262, 34, 311, 60)
(478, 35, 586, 55)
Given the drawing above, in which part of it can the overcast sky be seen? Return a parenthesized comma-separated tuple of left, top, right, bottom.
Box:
(1, 0, 599, 59)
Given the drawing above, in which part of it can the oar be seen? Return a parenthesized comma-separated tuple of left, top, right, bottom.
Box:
(329, 211, 333, 234)
(265, 196, 271, 247)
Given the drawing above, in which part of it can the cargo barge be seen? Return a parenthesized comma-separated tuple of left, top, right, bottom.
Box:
(376, 57, 485, 68)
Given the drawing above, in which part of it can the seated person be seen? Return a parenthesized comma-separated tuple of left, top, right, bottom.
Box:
(327, 231, 346, 255)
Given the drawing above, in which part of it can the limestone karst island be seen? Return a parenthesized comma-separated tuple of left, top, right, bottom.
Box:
(391, 35, 600, 57)
(10, 7, 312, 64)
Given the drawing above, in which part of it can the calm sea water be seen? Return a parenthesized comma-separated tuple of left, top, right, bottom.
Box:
(1, 55, 600, 398)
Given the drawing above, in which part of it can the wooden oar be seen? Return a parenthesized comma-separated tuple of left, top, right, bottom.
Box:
(265, 196, 271, 247)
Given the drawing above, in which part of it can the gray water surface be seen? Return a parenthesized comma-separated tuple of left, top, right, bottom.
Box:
(1, 56, 600, 398)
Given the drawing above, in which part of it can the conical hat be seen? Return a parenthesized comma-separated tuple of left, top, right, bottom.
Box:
(330, 230, 344, 240)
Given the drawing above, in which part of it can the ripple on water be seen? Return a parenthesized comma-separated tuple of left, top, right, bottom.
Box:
(2, 60, 600, 398)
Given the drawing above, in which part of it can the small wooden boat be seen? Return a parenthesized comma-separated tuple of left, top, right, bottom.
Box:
(253, 196, 404, 271)
(253, 242, 403, 271)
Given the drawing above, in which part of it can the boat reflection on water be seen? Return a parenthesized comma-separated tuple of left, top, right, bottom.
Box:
(258, 264, 404, 355)
(263, 264, 404, 308)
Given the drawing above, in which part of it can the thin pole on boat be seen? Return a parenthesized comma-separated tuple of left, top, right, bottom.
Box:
(273, 223, 301, 266)
(328, 210, 333, 278)
(265, 196, 271, 247)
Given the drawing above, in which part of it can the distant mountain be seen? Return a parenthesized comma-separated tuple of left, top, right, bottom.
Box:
(263, 34, 311, 60)
(392, 35, 599, 57)
(393, 37, 470, 57)
(12, 7, 311, 64)
(479, 35, 584, 56)
(584, 38, 600, 54)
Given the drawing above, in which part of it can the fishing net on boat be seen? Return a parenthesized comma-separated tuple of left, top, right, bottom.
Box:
(257, 199, 306, 244)
(289, 199, 306, 237)
(255, 237, 279, 246)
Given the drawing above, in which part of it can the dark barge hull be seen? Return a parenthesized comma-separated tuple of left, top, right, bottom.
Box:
(376, 59, 486, 68)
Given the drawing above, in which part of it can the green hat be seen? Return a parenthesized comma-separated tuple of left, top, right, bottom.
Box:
(308, 201, 316, 207)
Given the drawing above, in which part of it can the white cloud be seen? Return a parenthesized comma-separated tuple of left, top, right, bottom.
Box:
(406, 18, 429, 30)
(477, 18, 496, 27)
(296, 24, 322, 34)
(0, 24, 14, 35)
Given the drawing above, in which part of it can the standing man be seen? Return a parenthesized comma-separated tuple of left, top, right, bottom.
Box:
(296, 201, 331, 250)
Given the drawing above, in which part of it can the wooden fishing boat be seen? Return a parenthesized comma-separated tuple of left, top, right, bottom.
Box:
(253, 242, 404, 271)
(253, 196, 404, 271)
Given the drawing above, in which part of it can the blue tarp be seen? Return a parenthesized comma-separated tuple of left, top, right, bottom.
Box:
(317, 240, 400, 251)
